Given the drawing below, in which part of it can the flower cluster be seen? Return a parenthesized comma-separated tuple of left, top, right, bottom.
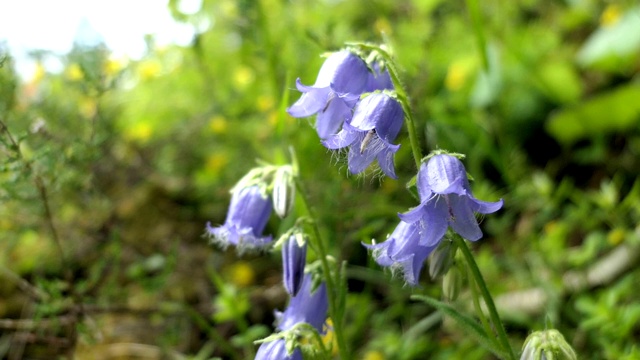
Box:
(288, 49, 403, 178)
(366, 154, 503, 285)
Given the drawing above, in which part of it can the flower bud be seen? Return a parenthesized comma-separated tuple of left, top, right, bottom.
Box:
(282, 234, 307, 296)
(272, 166, 296, 218)
(520, 329, 577, 360)
(442, 265, 462, 301)
(428, 240, 454, 279)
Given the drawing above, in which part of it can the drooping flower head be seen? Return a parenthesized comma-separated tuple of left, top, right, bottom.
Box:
(322, 92, 404, 178)
(399, 154, 503, 246)
(275, 274, 328, 332)
(287, 50, 371, 138)
(364, 221, 437, 286)
(255, 339, 302, 360)
(282, 234, 307, 296)
(205, 185, 273, 251)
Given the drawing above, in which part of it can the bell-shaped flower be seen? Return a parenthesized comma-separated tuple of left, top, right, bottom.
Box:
(322, 92, 404, 178)
(399, 154, 503, 246)
(364, 221, 437, 286)
(287, 50, 370, 138)
(282, 235, 307, 296)
(205, 185, 273, 251)
(275, 274, 328, 332)
(255, 339, 302, 360)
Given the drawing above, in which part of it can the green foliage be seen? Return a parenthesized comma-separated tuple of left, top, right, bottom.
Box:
(1, 0, 640, 358)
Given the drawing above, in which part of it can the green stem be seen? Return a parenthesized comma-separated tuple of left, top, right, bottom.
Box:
(295, 179, 350, 359)
(454, 235, 516, 360)
(378, 51, 423, 169)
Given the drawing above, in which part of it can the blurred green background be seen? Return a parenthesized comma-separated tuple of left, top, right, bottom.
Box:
(1, 0, 639, 359)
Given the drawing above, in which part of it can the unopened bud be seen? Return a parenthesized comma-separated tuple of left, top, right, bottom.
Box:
(272, 166, 296, 218)
(429, 240, 454, 279)
(282, 235, 307, 296)
(520, 329, 577, 360)
(442, 265, 462, 301)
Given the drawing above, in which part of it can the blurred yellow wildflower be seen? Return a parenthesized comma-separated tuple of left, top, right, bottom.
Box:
(208, 115, 228, 134)
(31, 62, 46, 83)
(104, 57, 124, 76)
(600, 4, 621, 27)
(233, 66, 254, 89)
(374, 18, 392, 35)
(607, 228, 625, 246)
(445, 58, 475, 91)
(126, 122, 153, 143)
(65, 63, 84, 81)
(363, 350, 385, 360)
(227, 261, 255, 287)
(322, 318, 338, 356)
(257, 95, 274, 112)
(138, 60, 162, 80)
(206, 153, 229, 173)
(79, 97, 97, 118)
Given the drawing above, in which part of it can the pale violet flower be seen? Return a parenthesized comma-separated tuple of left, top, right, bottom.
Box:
(400, 154, 503, 246)
(282, 235, 307, 297)
(322, 92, 404, 178)
(287, 50, 370, 138)
(364, 221, 437, 286)
(205, 185, 273, 251)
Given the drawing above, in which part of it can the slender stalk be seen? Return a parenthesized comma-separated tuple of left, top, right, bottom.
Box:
(454, 235, 516, 360)
(295, 179, 350, 360)
(464, 257, 501, 352)
(376, 50, 423, 169)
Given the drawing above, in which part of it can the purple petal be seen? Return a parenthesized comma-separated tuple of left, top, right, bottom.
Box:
(349, 94, 403, 142)
(323, 50, 370, 93)
(315, 92, 353, 138)
(377, 144, 400, 179)
(366, 64, 394, 91)
(322, 124, 359, 149)
(347, 140, 379, 174)
(398, 203, 426, 223)
(276, 275, 327, 332)
(469, 197, 504, 214)
(282, 236, 307, 296)
(287, 79, 331, 118)
(255, 339, 302, 360)
(448, 194, 483, 241)
(416, 197, 449, 247)
(423, 155, 469, 195)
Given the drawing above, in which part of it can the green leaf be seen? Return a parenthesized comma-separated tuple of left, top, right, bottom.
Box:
(411, 295, 509, 359)
(546, 84, 640, 145)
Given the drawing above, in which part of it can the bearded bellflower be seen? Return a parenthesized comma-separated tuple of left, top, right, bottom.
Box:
(255, 274, 328, 359)
(364, 221, 437, 286)
(322, 92, 404, 178)
(205, 185, 273, 251)
(287, 50, 370, 138)
(282, 235, 307, 296)
(400, 154, 503, 246)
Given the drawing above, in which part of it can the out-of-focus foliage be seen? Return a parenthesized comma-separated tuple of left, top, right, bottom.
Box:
(0, 0, 639, 359)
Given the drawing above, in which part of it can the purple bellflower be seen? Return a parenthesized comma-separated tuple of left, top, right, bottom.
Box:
(255, 339, 302, 360)
(322, 92, 404, 178)
(364, 221, 437, 286)
(287, 50, 370, 139)
(275, 274, 328, 332)
(399, 154, 504, 246)
(205, 185, 273, 251)
(282, 235, 307, 296)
